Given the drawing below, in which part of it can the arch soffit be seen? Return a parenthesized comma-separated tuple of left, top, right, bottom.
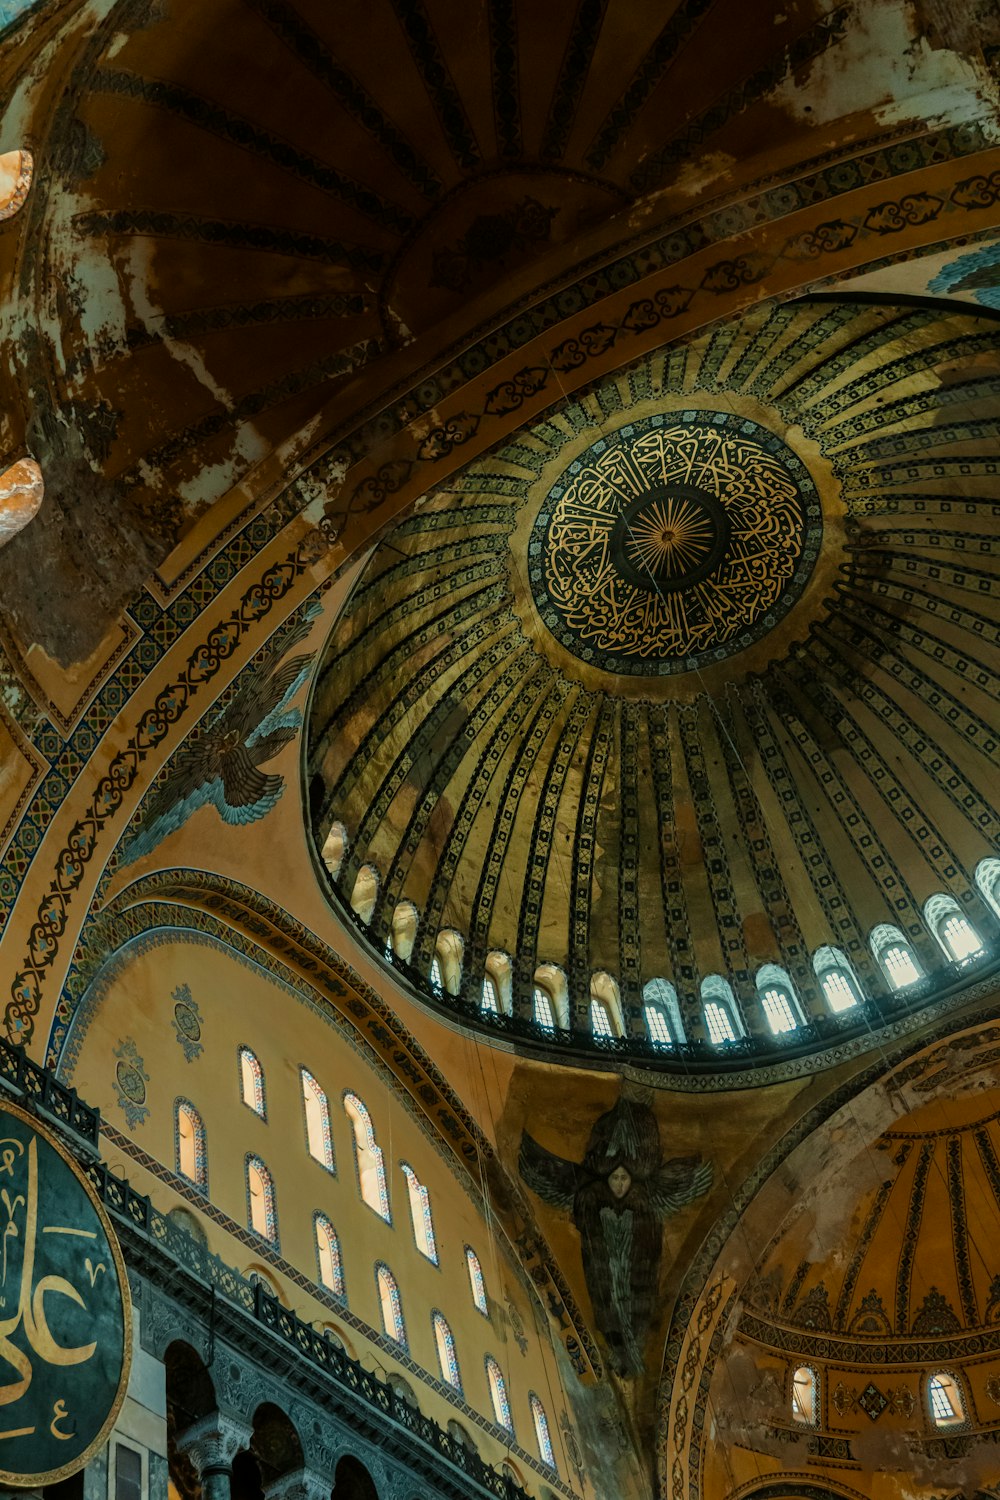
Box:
(656, 1000, 1000, 1500)
(59, 866, 601, 1382)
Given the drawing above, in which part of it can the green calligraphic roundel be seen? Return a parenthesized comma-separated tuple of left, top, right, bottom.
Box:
(528, 410, 823, 675)
(0, 1101, 131, 1487)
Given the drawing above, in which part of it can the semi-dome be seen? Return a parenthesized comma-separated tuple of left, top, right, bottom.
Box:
(307, 294, 1000, 1053)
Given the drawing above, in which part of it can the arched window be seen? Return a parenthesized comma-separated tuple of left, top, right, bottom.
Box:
(924, 893, 983, 963)
(466, 1246, 489, 1316)
(643, 978, 685, 1047)
(350, 863, 379, 924)
(314, 1213, 345, 1297)
(344, 1093, 389, 1220)
(486, 951, 513, 1015)
(533, 987, 555, 1032)
(756, 965, 802, 1035)
(432, 1311, 463, 1392)
(0, 150, 33, 221)
(481, 976, 499, 1014)
(376, 1263, 407, 1348)
(812, 946, 862, 1013)
(301, 1068, 334, 1171)
(238, 1046, 266, 1118)
(246, 1155, 277, 1243)
(701, 976, 742, 1044)
(390, 900, 419, 961)
(927, 1371, 964, 1427)
(975, 858, 1000, 921)
(175, 1100, 207, 1189)
(590, 972, 621, 1038)
(430, 956, 443, 992)
(435, 929, 464, 996)
(485, 1355, 513, 1433)
(384, 934, 395, 962)
(321, 821, 348, 880)
(590, 998, 613, 1038)
(0, 457, 44, 548)
(401, 1163, 438, 1263)
(869, 924, 924, 989)
(529, 1393, 557, 1471)
(791, 1365, 817, 1425)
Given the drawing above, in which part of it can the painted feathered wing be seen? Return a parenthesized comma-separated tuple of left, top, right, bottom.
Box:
(646, 1155, 714, 1216)
(518, 1132, 582, 1211)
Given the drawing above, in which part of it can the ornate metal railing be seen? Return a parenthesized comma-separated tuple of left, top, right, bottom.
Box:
(0, 1033, 100, 1145)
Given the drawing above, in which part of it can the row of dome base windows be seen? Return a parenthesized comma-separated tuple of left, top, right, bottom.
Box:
(792, 1365, 967, 1431)
(0, 152, 44, 548)
(322, 829, 1000, 1048)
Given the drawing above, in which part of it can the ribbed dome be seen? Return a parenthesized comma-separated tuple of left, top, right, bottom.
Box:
(308, 295, 1000, 1032)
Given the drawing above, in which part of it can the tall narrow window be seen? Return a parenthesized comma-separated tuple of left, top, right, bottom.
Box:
(301, 1068, 335, 1171)
(704, 1002, 735, 1044)
(466, 1246, 489, 1316)
(529, 1394, 557, 1471)
(870, 924, 923, 989)
(761, 987, 798, 1035)
(644, 978, 685, 1046)
(314, 1213, 344, 1297)
(485, 1356, 513, 1433)
(401, 1163, 438, 1262)
(820, 969, 858, 1012)
(533, 988, 555, 1032)
(238, 1046, 266, 1118)
(433, 1311, 463, 1393)
(928, 1372, 964, 1426)
(590, 999, 613, 1038)
(344, 1093, 389, 1220)
(175, 1100, 207, 1189)
(376, 1263, 407, 1348)
(941, 913, 982, 962)
(482, 977, 499, 1014)
(430, 956, 443, 992)
(791, 1365, 817, 1425)
(246, 1155, 277, 1243)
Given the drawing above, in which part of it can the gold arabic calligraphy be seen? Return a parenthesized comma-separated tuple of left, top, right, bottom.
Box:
(541, 423, 810, 663)
(0, 1136, 96, 1411)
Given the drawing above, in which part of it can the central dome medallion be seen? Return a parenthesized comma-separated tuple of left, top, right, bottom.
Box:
(528, 410, 822, 675)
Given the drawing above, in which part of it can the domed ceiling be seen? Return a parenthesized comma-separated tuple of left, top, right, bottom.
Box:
(309, 295, 1000, 1026)
(4, 0, 1000, 664)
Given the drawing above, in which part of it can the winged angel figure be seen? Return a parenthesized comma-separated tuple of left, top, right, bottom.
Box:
(520, 1091, 712, 1376)
(121, 613, 316, 866)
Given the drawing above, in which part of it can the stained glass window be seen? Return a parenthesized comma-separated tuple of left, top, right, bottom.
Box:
(246, 1155, 277, 1243)
(466, 1246, 489, 1316)
(301, 1068, 335, 1171)
(432, 1311, 462, 1392)
(175, 1100, 207, 1189)
(314, 1213, 344, 1297)
(485, 1355, 513, 1433)
(344, 1092, 389, 1220)
(238, 1046, 266, 1118)
(376, 1263, 407, 1348)
(401, 1163, 438, 1263)
(529, 1394, 556, 1470)
(928, 1373, 963, 1425)
(533, 988, 555, 1032)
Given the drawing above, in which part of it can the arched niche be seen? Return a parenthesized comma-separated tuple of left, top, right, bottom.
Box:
(331, 1455, 379, 1500)
(322, 821, 349, 880)
(434, 927, 464, 996)
(350, 863, 380, 924)
(389, 899, 419, 960)
(0, 148, 32, 219)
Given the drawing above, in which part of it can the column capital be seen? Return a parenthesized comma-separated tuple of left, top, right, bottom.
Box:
(263, 1468, 331, 1500)
(176, 1412, 254, 1476)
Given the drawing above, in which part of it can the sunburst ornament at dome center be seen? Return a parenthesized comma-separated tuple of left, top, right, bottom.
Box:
(624, 495, 715, 581)
(528, 410, 823, 675)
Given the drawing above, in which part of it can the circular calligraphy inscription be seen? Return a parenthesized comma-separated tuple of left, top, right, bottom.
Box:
(0, 1100, 131, 1486)
(528, 412, 822, 674)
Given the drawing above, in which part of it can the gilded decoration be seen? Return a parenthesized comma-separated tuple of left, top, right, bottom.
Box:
(528, 412, 821, 674)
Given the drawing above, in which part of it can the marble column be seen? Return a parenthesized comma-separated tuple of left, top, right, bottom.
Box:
(263, 1466, 331, 1500)
(176, 1412, 254, 1500)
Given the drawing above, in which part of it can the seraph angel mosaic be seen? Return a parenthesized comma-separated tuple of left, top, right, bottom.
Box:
(121, 609, 317, 865)
(519, 1089, 712, 1376)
